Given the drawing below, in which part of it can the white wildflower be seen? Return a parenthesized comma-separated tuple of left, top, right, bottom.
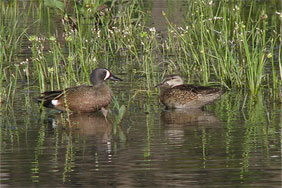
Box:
(149, 27, 156, 33)
(213, 17, 223, 20)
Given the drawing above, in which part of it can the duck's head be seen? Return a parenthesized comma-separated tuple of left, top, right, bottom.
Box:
(90, 68, 123, 85)
(155, 75, 184, 88)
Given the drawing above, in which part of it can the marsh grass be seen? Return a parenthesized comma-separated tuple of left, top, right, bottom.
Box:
(0, 2, 27, 64)
(1, 0, 281, 106)
(279, 45, 282, 86)
(162, 1, 281, 96)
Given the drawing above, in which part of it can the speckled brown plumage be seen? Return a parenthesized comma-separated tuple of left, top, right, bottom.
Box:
(157, 75, 225, 109)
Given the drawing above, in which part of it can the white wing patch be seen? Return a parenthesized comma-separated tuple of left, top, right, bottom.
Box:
(51, 100, 59, 106)
(104, 70, 111, 80)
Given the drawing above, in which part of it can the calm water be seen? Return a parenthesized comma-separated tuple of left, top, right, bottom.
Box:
(1, 82, 281, 187)
(1, 0, 282, 187)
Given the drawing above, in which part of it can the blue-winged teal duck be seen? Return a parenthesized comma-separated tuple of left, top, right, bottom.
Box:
(156, 75, 224, 109)
(37, 68, 122, 117)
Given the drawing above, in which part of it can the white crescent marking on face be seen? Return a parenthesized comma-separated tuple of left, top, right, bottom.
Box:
(104, 70, 111, 80)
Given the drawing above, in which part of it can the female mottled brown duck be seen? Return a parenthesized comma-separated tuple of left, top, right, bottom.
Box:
(37, 68, 122, 118)
(156, 75, 225, 109)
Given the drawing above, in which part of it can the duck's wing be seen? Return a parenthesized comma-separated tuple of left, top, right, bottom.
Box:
(38, 85, 85, 101)
(37, 90, 63, 108)
(37, 85, 90, 108)
(175, 85, 224, 95)
(37, 87, 75, 107)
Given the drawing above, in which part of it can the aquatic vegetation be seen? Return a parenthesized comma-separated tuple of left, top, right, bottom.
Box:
(0, 1, 28, 64)
(162, 1, 281, 96)
(0, 0, 281, 103)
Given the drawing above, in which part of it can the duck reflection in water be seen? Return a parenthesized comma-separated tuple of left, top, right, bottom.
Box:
(161, 109, 221, 145)
(161, 108, 220, 126)
(49, 112, 112, 143)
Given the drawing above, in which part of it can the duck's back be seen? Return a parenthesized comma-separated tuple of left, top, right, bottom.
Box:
(160, 84, 224, 109)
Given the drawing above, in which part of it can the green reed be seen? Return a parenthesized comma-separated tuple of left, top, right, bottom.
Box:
(162, 0, 281, 95)
(0, 1, 35, 105)
(0, 1, 22, 64)
(279, 45, 282, 87)
(1, 0, 281, 103)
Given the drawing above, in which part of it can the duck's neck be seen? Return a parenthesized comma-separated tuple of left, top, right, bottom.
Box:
(92, 82, 105, 88)
(160, 86, 171, 96)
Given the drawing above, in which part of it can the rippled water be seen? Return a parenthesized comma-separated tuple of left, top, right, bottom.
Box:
(1, 0, 282, 187)
(1, 85, 281, 187)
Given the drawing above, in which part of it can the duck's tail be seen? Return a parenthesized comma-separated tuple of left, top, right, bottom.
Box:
(37, 90, 62, 108)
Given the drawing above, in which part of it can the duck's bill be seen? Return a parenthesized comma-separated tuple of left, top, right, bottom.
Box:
(110, 74, 123, 81)
(154, 81, 166, 88)
(154, 83, 162, 88)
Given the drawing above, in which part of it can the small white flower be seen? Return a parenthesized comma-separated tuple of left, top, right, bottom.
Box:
(275, 11, 282, 18)
(19, 59, 28, 65)
(213, 17, 223, 20)
(149, 27, 156, 33)
(109, 29, 114, 34)
(97, 30, 101, 38)
(177, 27, 184, 31)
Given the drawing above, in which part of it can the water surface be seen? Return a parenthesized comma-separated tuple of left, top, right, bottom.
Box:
(1, 86, 281, 187)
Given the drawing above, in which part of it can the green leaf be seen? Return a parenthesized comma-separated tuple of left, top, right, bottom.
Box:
(115, 105, 126, 125)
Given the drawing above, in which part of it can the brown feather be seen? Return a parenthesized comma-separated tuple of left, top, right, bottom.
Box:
(160, 84, 224, 109)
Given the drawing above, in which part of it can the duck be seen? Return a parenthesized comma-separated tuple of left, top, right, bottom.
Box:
(37, 68, 122, 118)
(156, 75, 225, 109)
